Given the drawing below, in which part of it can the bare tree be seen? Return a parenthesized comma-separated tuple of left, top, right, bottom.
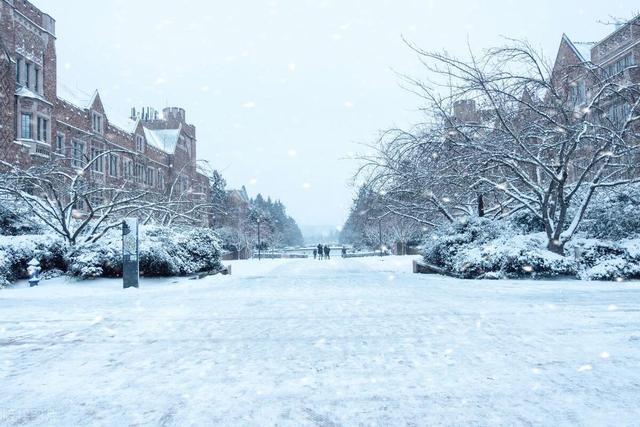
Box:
(0, 149, 213, 246)
(359, 39, 640, 254)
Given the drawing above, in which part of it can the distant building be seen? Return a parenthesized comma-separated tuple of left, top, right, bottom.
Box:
(0, 0, 210, 221)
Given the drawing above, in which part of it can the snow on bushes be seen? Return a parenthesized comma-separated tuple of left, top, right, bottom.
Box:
(424, 218, 577, 279)
(575, 185, 640, 240)
(66, 226, 223, 279)
(0, 235, 66, 287)
(66, 236, 121, 279)
(569, 239, 640, 281)
(423, 216, 640, 281)
(0, 225, 222, 285)
(0, 203, 42, 236)
(139, 226, 223, 277)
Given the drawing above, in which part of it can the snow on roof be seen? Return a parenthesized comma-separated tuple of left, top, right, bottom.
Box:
(562, 34, 593, 64)
(57, 83, 95, 109)
(143, 125, 181, 154)
(15, 86, 51, 104)
(573, 43, 593, 64)
(108, 114, 138, 134)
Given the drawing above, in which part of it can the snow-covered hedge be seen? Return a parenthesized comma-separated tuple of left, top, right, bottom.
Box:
(423, 217, 640, 281)
(66, 226, 223, 279)
(0, 225, 222, 286)
(570, 239, 640, 281)
(0, 235, 66, 287)
(424, 218, 577, 279)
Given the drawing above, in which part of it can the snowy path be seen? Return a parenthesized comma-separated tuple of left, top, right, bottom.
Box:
(1, 256, 640, 426)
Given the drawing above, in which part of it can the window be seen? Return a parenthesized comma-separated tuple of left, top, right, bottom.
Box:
(25, 62, 31, 88)
(55, 134, 65, 153)
(603, 54, 635, 79)
(72, 140, 85, 167)
(34, 67, 40, 93)
(108, 154, 118, 177)
(145, 168, 154, 186)
(134, 163, 144, 183)
(90, 148, 104, 173)
(569, 80, 586, 105)
(136, 135, 145, 152)
(36, 117, 48, 143)
(157, 170, 165, 190)
(124, 160, 133, 179)
(91, 112, 103, 134)
(16, 57, 21, 83)
(20, 113, 32, 139)
(607, 102, 632, 128)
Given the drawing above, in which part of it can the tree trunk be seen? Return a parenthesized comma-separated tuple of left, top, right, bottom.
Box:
(546, 239, 564, 255)
(477, 193, 485, 217)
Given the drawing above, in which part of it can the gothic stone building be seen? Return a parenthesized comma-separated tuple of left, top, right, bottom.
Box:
(0, 0, 210, 215)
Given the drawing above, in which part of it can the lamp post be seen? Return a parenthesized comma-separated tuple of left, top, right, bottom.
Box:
(257, 218, 261, 260)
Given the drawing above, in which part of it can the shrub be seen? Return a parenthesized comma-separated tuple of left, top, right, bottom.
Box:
(0, 235, 66, 282)
(507, 210, 545, 234)
(0, 203, 42, 236)
(453, 233, 576, 279)
(66, 225, 223, 279)
(66, 237, 121, 279)
(571, 239, 640, 281)
(423, 217, 507, 271)
(424, 218, 576, 279)
(576, 185, 640, 240)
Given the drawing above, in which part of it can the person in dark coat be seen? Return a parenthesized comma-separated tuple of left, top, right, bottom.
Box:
(313, 248, 317, 259)
(324, 245, 331, 260)
(341, 246, 347, 258)
(317, 244, 324, 260)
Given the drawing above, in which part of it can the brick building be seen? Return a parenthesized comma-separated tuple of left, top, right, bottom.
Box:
(0, 0, 210, 217)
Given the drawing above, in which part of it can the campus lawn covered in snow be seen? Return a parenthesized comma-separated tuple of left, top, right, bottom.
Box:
(1, 256, 640, 425)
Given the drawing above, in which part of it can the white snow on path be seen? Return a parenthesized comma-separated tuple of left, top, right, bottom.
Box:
(1, 256, 640, 426)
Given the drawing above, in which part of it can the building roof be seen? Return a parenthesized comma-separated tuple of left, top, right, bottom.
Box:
(57, 83, 95, 109)
(143, 125, 181, 154)
(108, 114, 139, 134)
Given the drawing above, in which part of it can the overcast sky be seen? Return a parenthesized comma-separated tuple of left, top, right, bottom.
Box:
(37, 0, 637, 228)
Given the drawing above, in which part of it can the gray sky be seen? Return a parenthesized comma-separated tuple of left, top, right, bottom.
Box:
(37, 0, 637, 228)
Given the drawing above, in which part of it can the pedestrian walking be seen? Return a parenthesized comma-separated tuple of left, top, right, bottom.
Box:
(313, 248, 317, 259)
(324, 245, 331, 260)
(341, 246, 347, 258)
(317, 244, 324, 260)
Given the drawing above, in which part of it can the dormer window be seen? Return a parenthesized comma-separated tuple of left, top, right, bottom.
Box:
(91, 112, 103, 134)
(136, 135, 145, 153)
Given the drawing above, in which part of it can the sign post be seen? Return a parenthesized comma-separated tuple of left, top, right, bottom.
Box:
(122, 218, 139, 288)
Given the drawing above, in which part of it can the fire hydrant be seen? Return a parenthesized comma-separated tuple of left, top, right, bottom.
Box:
(27, 258, 41, 287)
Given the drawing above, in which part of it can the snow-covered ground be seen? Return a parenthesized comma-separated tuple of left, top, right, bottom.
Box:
(1, 256, 640, 426)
